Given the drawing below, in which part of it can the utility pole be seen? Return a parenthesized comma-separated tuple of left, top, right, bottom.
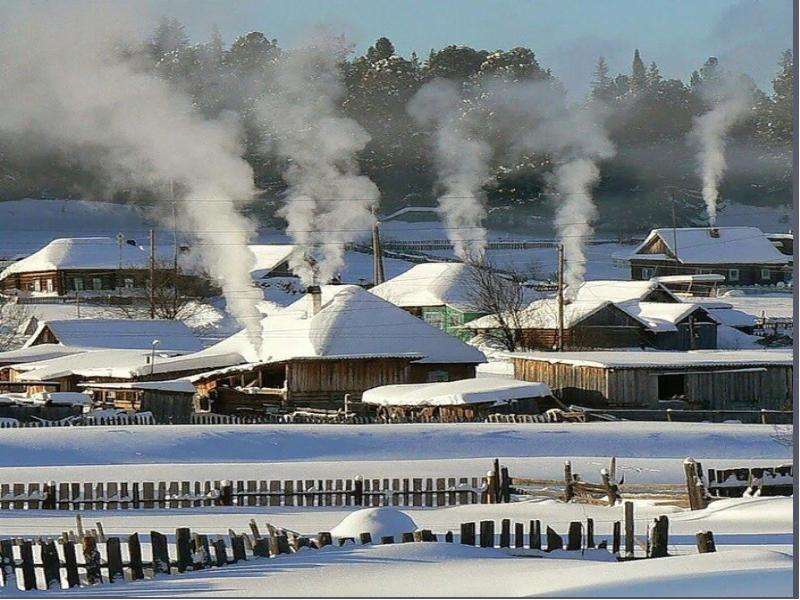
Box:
(170, 180, 179, 314)
(557, 244, 565, 352)
(671, 190, 680, 265)
(372, 219, 385, 286)
(149, 229, 156, 320)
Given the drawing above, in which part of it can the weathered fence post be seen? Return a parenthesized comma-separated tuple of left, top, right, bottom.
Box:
(41, 540, 61, 589)
(567, 522, 582, 551)
(151, 531, 171, 574)
(0, 539, 13, 589)
(82, 535, 102, 585)
(212, 539, 229, 566)
(317, 532, 332, 548)
(500, 519, 511, 548)
(624, 501, 634, 558)
(106, 537, 124, 582)
(696, 531, 716, 553)
(253, 537, 270, 557)
(19, 540, 37, 590)
(564, 461, 574, 502)
(479, 520, 494, 547)
(514, 523, 524, 548)
(683, 458, 708, 511)
(445, 531, 454, 543)
(529, 520, 541, 550)
(461, 522, 475, 546)
(601, 469, 618, 506)
(359, 532, 372, 545)
(230, 534, 247, 562)
(545, 527, 563, 552)
(128, 533, 145, 580)
(500, 466, 511, 503)
(612, 521, 621, 555)
(43, 481, 56, 510)
(176, 528, 192, 572)
(61, 539, 80, 588)
(354, 476, 364, 507)
(649, 516, 669, 558)
(586, 518, 595, 548)
(218, 480, 233, 507)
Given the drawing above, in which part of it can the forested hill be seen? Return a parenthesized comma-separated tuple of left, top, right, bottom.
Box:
(0, 19, 793, 232)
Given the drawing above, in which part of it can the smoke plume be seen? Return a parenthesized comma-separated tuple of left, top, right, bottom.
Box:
(0, 5, 265, 353)
(485, 80, 614, 293)
(408, 79, 491, 260)
(257, 38, 379, 285)
(691, 77, 754, 225)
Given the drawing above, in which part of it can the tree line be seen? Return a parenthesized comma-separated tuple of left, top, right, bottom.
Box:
(1, 19, 793, 232)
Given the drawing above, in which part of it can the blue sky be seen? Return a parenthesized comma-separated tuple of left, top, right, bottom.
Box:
(143, 0, 792, 95)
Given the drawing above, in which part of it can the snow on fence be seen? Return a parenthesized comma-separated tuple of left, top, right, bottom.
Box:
(0, 507, 702, 592)
(707, 464, 793, 497)
(0, 475, 490, 511)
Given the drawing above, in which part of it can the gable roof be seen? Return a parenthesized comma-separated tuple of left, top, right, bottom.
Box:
(14, 349, 166, 381)
(573, 280, 680, 304)
(626, 227, 790, 265)
(463, 299, 646, 331)
(509, 349, 793, 369)
(369, 262, 475, 311)
(0, 237, 150, 279)
(617, 302, 715, 332)
(248, 245, 297, 280)
(24, 319, 204, 353)
(259, 285, 485, 364)
(361, 377, 551, 407)
(0, 343, 86, 365)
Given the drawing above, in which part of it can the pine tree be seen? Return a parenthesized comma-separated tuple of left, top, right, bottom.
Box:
(770, 49, 794, 142)
(630, 49, 647, 93)
(647, 61, 662, 87)
(590, 56, 615, 102)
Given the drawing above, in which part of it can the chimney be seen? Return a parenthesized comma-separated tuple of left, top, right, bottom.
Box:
(372, 221, 385, 286)
(307, 285, 322, 315)
(709, 228, 720, 238)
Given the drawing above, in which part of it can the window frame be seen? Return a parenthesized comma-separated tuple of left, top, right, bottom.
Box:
(728, 268, 740, 282)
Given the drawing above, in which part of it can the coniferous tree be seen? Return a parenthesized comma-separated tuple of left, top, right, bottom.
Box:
(630, 49, 647, 93)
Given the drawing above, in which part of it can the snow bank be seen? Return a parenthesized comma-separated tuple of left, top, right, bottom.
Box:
(331, 507, 417, 539)
(0, 421, 788, 469)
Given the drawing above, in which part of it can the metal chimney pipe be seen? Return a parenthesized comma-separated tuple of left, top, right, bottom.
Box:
(307, 285, 322, 315)
(372, 221, 385, 286)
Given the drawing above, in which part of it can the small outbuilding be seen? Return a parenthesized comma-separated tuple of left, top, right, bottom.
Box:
(81, 379, 196, 423)
(361, 376, 553, 421)
(511, 349, 793, 410)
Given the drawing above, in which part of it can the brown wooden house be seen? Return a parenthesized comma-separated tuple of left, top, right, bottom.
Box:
(616, 227, 791, 285)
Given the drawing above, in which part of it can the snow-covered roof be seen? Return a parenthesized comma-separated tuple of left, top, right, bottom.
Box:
(14, 349, 175, 381)
(617, 302, 713, 332)
(705, 308, 758, 329)
(361, 376, 551, 407)
(259, 285, 485, 364)
(463, 299, 637, 330)
(248, 245, 297, 279)
(625, 227, 791, 265)
(80, 379, 196, 393)
(653, 274, 726, 283)
(0, 343, 86, 365)
(24, 319, 203, 352)
(510, 349, 793, 369)
(0, 237, 150, 279)
(369, 262, 476, 310)
(573, 280, 680, 303)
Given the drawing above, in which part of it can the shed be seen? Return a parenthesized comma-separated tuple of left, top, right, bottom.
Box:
(23, 318, 204, 352)
(362, 376, 553, 421)
(511, 349, 793, 410)
(81, 379, 196, 423)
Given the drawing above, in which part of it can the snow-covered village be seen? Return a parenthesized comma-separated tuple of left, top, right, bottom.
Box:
(0, 1, 794, 598)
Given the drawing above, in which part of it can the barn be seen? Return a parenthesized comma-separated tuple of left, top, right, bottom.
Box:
(511, 349, 793, 410)
(190, 285, 486, 414)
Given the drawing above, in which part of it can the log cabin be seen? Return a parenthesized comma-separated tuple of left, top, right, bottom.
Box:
(615, 227, 792, 286)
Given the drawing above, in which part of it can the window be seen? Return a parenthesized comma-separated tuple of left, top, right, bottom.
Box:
(425, 311, 444, 329)
(427, 369, 449, 383)
(657, 374, 685, 400)
(92, 277, 102, 290)
(45, 279, 53, 292)
(73, 278, 84, 291)
(728, 269, 740, 282)
(33, 279, 41, 292)
(641, 267, 655, 279)
(124, 278, 135, 289)
(761, 268, 771, 281)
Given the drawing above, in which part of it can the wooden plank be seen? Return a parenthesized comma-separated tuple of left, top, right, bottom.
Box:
(176, 528, 192, 572)
(106, 537, 124, 582)
(151, 531, 171, 574)
(515, 523, 524, 548)
(479, 520, 494, 548)
(530, 520, 541, 550)
(285, 480, 295, 507)
(402, 478, 410, 506)
(128, 533, 145, 580)
(435, 478, 446, 507)
(212, 538, 228, 566)
(94, 482, 104, 510)
(458, 478, 468, 505)
(63, 541, 80, 588)
(334, 480, 343, 507)
(40, 540, 61, 589)
(120, 482, 130, 509)
(424, 478, 434, 507)
(0, 484, 8, 510)
(269, 480, 281, 507)
(245, 480, 256, 507)
(500, 519, 511, 548)
(460, 522, 475, 546)
(19, 540, 36, 590)
(391, 479, 400, 506)
(305, 479, 315, 507)
(142, 482, 155, 509)
(382, 479, 390, 506)
(412, 478, 422, 507)
(12, 484, 24, 510)
(257, 481, 268, 507)
(27, 483, 40, 510)
(295, 480, 305, 507)
(83, 536, 102, 584)
(82, 482, 93, 511)
(624, 501, 634, 557)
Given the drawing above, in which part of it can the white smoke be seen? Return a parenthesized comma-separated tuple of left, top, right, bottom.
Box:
(691, 79, 754, 226)
(408, 79, 491, 260)
(0, 5, 264, 353)
(257, 38, 379, 285)
(485, 80, 614, 294)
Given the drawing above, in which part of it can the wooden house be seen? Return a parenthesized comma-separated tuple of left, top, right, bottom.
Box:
(615, 227, 791, 285)
(511, 349, 793, 410)
(0, 237, 152, 296)
(189, 285, 486, 414)
(370, 263, 486, 340)
(81, 380, 196, 423)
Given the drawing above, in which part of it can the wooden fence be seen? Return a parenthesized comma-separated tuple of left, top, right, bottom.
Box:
(573, 407, 792, 425)
(1, 502, 710, 592)
(0, 475, 490, 511)
(707, 464, 793, 497)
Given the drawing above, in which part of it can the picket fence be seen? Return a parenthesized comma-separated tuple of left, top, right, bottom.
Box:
(0, 474, 489, 511)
